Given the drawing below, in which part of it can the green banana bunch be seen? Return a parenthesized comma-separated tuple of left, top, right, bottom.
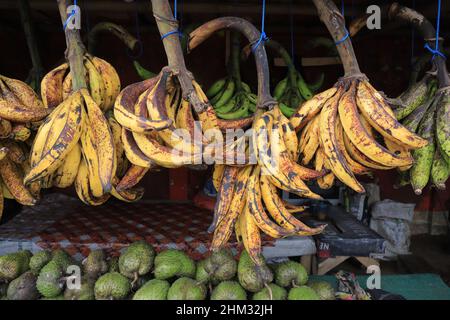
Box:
(394, 77, 450, 193)
(265, 39, 324, 118)
(207, 77, 256, 119)
(393, 75, 435, 120)
(206, 32, 256, 120)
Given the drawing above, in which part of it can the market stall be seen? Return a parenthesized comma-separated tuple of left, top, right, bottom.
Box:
(0, 0, 449, 301)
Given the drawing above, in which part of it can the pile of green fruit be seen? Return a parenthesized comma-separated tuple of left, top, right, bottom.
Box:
(0, 242, 335, 300)
(393, 74, 450, 193)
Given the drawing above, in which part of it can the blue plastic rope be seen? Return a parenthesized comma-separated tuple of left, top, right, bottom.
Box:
(160, 0, 182, 40)
(252, 0, 269, 52)
(63, 0, 77, 30)
(424, 0, 446, 59)
(335, 30, 350, 45)
(335, 0, 349, 45)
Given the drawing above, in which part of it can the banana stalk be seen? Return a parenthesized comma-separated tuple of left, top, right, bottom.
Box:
(57, 0, 87, 91)
(87, 21, 139, 54)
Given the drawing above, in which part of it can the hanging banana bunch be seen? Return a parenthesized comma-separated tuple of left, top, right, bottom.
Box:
(0, 73, 48, 220)
(290, 0, 428, 194)
(383, 3, 450, 193)
(25, 0, 144, 206)
(187, 16, 326, 267)
(206, 32, 257, 120)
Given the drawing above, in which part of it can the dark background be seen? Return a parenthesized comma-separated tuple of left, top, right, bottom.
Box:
(0, 0, 448, 210)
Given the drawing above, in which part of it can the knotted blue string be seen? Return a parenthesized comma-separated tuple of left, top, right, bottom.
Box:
(252, 0, 269, 52)
(424, 0, 446, 59)
(63, 0, 77, 30)
(160, 0, 182, 40)
(335, 0, 349, 45)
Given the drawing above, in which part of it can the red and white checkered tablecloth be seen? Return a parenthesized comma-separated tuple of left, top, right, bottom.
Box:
(0, 194, 275, 260)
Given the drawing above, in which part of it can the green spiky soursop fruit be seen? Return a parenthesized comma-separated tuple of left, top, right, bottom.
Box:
(83, 250, 108, 279)
(167, 277, 206, 300)
(195, 260, 210, 284)
(64, 277, 95, 300)
(204, 249, 237, 282)
(211, 281, 246, 300)
(133, 279, 170, 300)
(237, 250, 273, 292)
(36, 260, 64, 298)
(94, 272, 131, 300)
(288, 286, 320, 300)
(274, 260, 308, 287)
(308, 281, 335, 300)
(29, 251, 52, 275)
(119, 241, 155, 279)
(252, 283, 287, 300)
(154, 249, 196, 280)
(0, 250, 32, 282)
(52, 249, 78, 273)
(6, 271, 39, 300)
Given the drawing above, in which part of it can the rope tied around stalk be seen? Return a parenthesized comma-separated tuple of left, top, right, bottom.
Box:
(63, 0, 77, 30)
(335, 0, 350, 45)
(159, 0, 182, 40)
(252, 0, 269, 52)
(424, 0, 446, 59)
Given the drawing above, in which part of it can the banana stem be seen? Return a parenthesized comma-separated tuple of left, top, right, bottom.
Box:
(312, 0, 361, 76)
(229, 31, 243, 92)
(57, 0, 87, 91)
(265, 39, 297, 88)
(388, 3, 450, 88)
(87, 22, 139, 54)
(188, 17, 276, 109)
(151, 0, 206, 114)
(19, 0, 44, 92)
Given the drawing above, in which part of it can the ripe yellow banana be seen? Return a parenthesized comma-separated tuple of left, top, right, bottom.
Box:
(209, 165, 240, 232)
(113, 78, 171, 132)
(212, 164, 225, 191)
(40, 63, 69, 108)
(90, 56, 121, 110)
(0, 158, 36, 205)
(84, 56, 106, 110)
(299, 115, 320, 165)
(211, 166, 253, 250)
(116, 164, 149, 191)
(238, 203, 263, 265)
(81, 89, 116, 195)
(247, 169, 293, 239)
(290, 87, 337, 130)
(75, 157, 110, 206)
(335, 119, 370, 175)
(53, 142, 82, 188)
(260, 174, 325, 235)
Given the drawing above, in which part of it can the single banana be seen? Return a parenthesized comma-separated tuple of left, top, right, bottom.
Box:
(53, 142, 82, 188)
(290, 87, 337, 130)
